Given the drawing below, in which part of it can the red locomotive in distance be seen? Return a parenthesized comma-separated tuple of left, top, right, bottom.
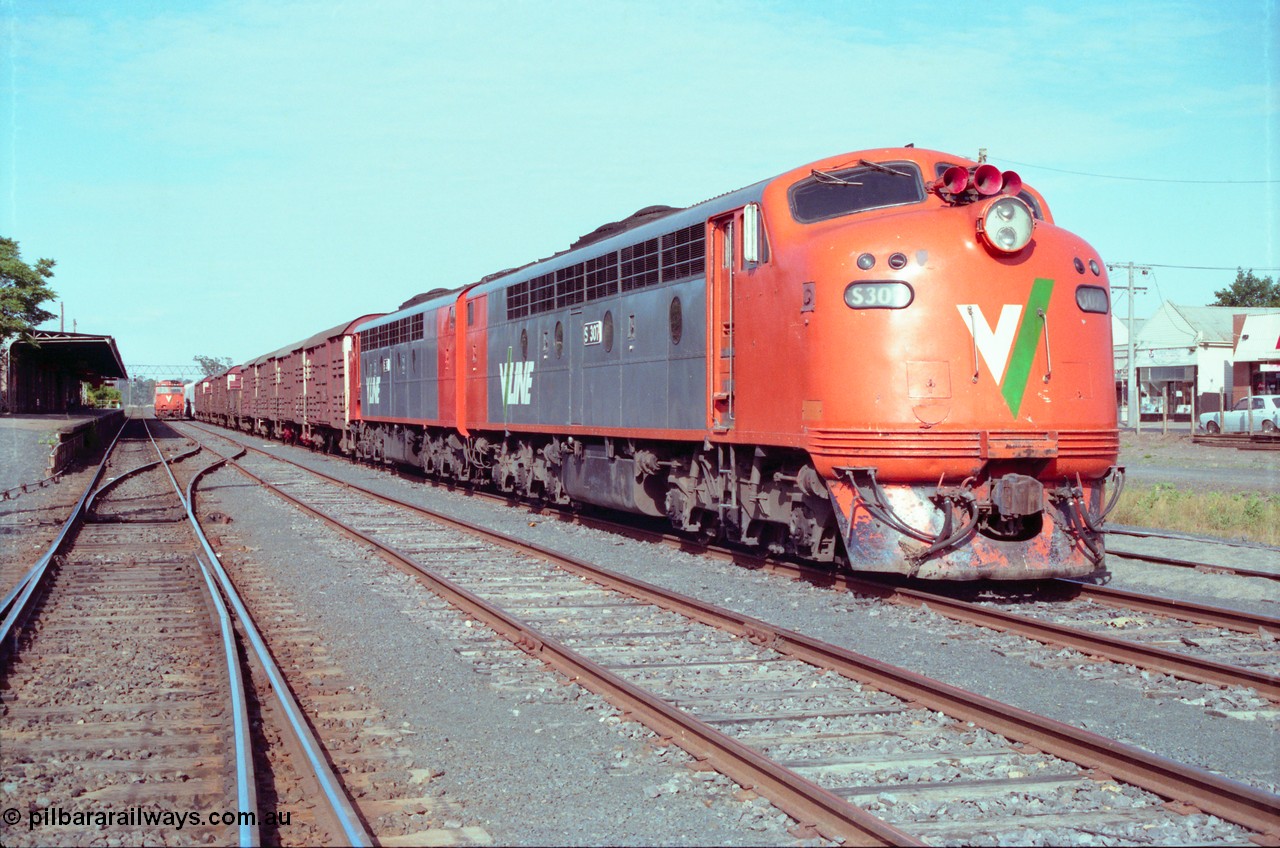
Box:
(153, 380, 187, 420)
(196, 146, 1121, 580)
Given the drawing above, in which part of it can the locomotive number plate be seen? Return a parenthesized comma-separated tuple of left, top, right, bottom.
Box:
(583, 321, 603, 346)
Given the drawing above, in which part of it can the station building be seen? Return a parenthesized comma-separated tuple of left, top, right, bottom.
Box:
(1113, 304, 1280, 424)
(1, 330, 128, 414)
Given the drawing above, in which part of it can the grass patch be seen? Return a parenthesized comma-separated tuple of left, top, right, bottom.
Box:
(1110, 482, 1280, 546)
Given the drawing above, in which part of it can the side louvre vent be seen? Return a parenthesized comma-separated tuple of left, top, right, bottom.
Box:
(556, 264, 586, 307)
(585, 254, 618, 300)
(621, 238, 660, 292)
(661, 224, 705, 282)
(504, 222, 707, 319)
(529, 273, 556, 314)
(359, 314, 425, 351)
(506, 280, 529, 320)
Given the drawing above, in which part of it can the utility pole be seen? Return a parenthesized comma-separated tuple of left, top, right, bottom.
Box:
(1107, 262, 1150, 430)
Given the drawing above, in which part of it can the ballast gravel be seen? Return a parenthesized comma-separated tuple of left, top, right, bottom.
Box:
(190, 431, 1278, 844)
(243, 441, 1278, 785)
(196, 466, 807, 846)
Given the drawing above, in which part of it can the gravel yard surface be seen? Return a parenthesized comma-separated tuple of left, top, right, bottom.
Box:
(0, 436, 112, 596)
(200, 431, 1279, 810)
(8, 422, 1266, 846)
(197, 468, 807, 846)
(0, 425, 56, 492)
(1118, 431, 1279, 494)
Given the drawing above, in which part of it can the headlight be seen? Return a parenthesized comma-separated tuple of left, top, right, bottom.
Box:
(844, 281, 914, 309)
(977, 196, 1035, 253)
(1076, 285, 1109, 314)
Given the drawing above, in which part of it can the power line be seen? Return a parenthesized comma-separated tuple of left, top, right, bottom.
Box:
(1148, 267, 1165, 303)
(998, 158, 1280, 185)
(1131, 263, 1280, 272)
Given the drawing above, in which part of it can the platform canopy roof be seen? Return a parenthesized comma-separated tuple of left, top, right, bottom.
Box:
(8, 330, 128, 381)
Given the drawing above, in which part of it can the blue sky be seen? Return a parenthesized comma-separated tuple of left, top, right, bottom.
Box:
(3, 0, 1277, 370)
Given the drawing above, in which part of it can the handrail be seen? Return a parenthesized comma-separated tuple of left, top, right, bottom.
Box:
(1037, 306, 1052, 382)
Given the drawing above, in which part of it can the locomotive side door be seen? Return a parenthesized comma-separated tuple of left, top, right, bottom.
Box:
(569, 308, 585, 425)
(709, 213, 736, 431)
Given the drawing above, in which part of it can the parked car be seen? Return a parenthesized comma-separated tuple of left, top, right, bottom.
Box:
(1199, 394, 1280, 433)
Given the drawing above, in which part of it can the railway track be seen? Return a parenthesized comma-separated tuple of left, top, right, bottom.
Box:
(827, 575, 1280, 708)
(0, 421, 124, 606)
(1, 418, 252, 846)
(1104, 525, 1280, 582)
(1, 418, 408, 847)
(174, 425, 492, 847)
(619, 527, 1280, 709)
(1191, 432, 1280, 450)
(364, 437, 1280, 706)
(480, 474, 1280, 703)
(176, 421, 1280, 846)
(183, 421, 1278, 714)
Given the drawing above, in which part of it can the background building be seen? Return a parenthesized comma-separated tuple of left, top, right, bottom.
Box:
(1113, 304, 1279, 425)
(1231, 312, 1280, 398)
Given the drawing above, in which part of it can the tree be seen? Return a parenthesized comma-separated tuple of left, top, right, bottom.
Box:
(1210, 269, 1280, 308)
(86, 383, 122, 408)
(194, 354, 233, 376)
(1, 237, 58, 344)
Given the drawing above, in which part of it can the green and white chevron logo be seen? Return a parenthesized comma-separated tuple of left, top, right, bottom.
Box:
(958, 277, 1054, 418)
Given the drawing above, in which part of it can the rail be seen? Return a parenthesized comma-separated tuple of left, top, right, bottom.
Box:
(5, 419, 262, 846)
(183, 427, 1280, 839)
(193, 434, 917, 846)
(184, 447, 374, 848)
(1055, 579, 1280, 635)
(0, 421, 126, 646)
(140, 419, 262, 848)
(1106, 549, 1280, 582)
(816, 572, 1280, 701)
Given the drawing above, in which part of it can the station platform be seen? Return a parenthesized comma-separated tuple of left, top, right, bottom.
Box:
(0, 410, 124, 491)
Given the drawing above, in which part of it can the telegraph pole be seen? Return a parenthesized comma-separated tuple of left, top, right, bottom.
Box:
(1107, 262, 1150, 430)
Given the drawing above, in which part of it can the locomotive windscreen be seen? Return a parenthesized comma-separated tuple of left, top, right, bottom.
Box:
(788, 162, 924, 223)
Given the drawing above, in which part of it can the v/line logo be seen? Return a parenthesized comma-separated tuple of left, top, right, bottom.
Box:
(500, 359, 535, 406)
(958, 277, 1054, 418)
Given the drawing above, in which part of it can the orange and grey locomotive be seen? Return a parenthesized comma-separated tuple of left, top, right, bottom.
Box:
(197, 146, 1120, 580)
